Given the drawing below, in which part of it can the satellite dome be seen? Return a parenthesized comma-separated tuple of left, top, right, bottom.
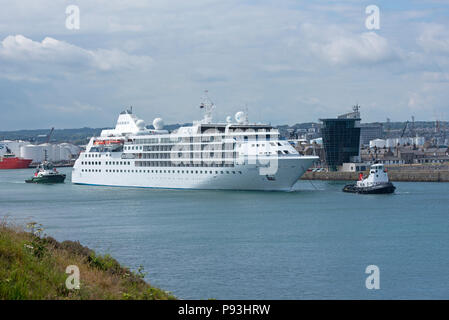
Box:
(226, 116, 232, 123)
(153, 118, 164, 130)
(136, 119, 146, 130)
(235, 111, 246, 124)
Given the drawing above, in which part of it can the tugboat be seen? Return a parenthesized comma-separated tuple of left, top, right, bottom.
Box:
(25, 161, 66, 184)
(343, 163, 395, 194)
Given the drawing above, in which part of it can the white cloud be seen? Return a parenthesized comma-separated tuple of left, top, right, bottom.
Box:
(318, 32, 399, 65)
(0, 35, 152, 73)
(417, 23, 449, 54)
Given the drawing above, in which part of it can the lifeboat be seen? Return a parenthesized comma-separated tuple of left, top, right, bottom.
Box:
(105, 140, 123, 145)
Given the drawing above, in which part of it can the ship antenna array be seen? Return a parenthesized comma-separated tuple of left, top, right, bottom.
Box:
(200, 90, 215, 123)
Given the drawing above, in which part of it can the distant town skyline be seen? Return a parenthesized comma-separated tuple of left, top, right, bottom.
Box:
(1, 0, 449, 130)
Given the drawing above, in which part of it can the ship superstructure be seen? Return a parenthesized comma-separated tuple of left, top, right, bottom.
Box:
(72, 99, 318, 191)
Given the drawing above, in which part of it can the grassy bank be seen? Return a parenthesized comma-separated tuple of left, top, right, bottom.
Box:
(0, 219, 175, 300)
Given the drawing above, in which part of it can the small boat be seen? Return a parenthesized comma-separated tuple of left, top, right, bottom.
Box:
(25, 161, 66, 184)
(343, 163, 395, 194)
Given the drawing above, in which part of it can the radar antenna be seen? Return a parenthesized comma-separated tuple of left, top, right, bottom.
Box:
(199, 90, 215, 124)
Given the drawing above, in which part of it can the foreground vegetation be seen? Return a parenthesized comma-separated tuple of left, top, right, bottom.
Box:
(0, 219, 175, 300)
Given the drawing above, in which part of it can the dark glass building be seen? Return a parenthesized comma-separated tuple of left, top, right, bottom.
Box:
(320, 117, 361, 171)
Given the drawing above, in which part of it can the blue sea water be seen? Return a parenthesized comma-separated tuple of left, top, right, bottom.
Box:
(1, 167, 449, 299)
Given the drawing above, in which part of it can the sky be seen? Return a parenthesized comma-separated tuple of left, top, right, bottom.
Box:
(0, 0, 448, 130)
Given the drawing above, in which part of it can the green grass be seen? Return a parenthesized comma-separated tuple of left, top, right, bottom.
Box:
(0, 219, 176, 300)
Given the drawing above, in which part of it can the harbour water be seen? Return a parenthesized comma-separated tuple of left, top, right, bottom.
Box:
(1, 167, 449, 299)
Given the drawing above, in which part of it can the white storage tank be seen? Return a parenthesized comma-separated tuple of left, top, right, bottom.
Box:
(39, 143, 54, 161)
(58, 143, 73, 161)
(414, 136, 425, 146)
(1, 140, 29, 156)
(52, 144, 61, 162)
(59, 146, 72, 161)
(20, 145, 45, 163)
(369, 139, 386, 149)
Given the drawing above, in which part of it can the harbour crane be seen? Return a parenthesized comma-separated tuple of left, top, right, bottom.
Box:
(401, 121, 409, 138)
(37, 127, 54, 144)
(46, 127, 54, 143)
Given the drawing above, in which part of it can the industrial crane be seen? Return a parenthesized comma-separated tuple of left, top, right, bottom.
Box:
(401, 121, 409, 138)
(46, 127, 54, 143)
(37, 127, 54, 144)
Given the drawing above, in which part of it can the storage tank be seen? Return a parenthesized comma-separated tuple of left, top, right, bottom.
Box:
(414, 137, 425, 146)
(58, 143, 72, 161)
(20, 145, 45, 163)
(39, 143, 54, 161)
(369, 139, 386, 149)
(1, 140, 29, 156)
(52, 144, 61, 162)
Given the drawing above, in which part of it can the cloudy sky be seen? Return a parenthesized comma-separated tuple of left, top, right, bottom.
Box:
(0, 0, 448, 130)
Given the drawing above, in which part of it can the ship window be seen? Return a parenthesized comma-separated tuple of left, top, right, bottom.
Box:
(221, 171, 224, 174)
(239, 171, 242, 174)
(277, 151, 282, 155)
(232, 171, 235, 174)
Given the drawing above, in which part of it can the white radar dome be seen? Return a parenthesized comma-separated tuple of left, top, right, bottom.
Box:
(153, 118, 164, 130)
(136, 119, 146, 130)
(226, 116, 232, 123)
(235, 111, 246, 124)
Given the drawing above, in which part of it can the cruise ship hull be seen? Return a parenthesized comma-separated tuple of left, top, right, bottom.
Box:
(72, 156, 317, 191)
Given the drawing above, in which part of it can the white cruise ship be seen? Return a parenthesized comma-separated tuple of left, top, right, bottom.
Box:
(72, 98, 318, 191)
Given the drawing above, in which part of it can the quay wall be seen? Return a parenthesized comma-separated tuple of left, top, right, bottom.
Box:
(301, 170, 449, 182)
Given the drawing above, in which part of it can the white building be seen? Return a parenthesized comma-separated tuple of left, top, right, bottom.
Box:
(369, 139, 386, 149)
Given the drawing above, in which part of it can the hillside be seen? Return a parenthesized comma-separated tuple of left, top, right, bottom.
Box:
(0, 219, 175, 300)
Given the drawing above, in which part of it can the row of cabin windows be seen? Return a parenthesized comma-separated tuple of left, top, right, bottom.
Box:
(81, 161, 101, 165)
(135, 161, 234, 167)
(85, 169, 244, 174)
(130, 145, 235, 152)
(133, 135, 274, 145)
(105, 161, 131, 165)
(138, 152, 236, 159)
(81, 169, 102, 172)
(84, 153, 101, 158)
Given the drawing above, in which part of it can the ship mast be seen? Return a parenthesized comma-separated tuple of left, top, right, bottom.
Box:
(199, 90, 215, 124)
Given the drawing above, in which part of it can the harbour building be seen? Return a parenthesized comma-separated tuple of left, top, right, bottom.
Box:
(320, 106, 361, 171)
